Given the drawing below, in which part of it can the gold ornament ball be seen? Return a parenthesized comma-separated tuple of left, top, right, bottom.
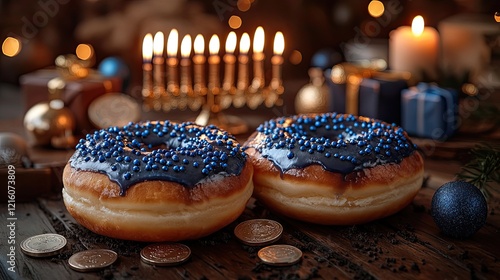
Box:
(24, 100, 76, 148)
(295, 83, 329, 114)
(0, 132, 30, 168)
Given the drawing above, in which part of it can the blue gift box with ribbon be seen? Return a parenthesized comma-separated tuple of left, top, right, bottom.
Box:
(324, 67, 408, 124)
(401, 83, 458, 140)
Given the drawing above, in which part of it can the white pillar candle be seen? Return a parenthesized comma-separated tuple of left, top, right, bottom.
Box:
(389, 15, 439, 82)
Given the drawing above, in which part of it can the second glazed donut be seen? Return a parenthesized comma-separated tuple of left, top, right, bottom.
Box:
(244, 113, 424, 225)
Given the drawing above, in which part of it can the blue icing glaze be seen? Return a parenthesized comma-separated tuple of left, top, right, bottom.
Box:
(247, 113, 417, 174)
(70, 121, 246, 195)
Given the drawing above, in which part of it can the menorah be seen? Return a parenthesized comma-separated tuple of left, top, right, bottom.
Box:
(141, 27, 285, 134)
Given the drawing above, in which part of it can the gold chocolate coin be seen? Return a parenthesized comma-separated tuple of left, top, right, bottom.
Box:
(234, 219, 283, 246)
(20, 233, 67, 257)
(258, 244, 303, 266)
(88, 93, 141, 129)
(68, 249, 118, 272)
(140, 243, 191, 266)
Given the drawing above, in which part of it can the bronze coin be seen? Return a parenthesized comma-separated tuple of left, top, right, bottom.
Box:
(234, 219, 283, 246)
(140, 243, 191, 266)
(68, 249, 118, 272)
(258, 244, 303, 266)
(88, 93, 140, 129)
(20, 233, 67, 257)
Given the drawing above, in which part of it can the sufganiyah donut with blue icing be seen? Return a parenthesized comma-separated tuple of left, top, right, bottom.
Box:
(62, 121, 253, 242)
(244, 113, 423, 225)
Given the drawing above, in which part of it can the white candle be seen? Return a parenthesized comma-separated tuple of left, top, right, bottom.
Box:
(223, 31, 237, 92)
(251, 26, 265, 90)
(166, 29, 179, 96)
(153, 31, 165, 98)
(389, 15, 439, 82)
(270, 31, 284, 90)
(142, 33, 153, 98)
(193, 34, 206, 95)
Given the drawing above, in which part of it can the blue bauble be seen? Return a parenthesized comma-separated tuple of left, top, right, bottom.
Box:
(98, 57, 130, 91)
(311, 49, 342, 70)
(431, 181, 488, 238)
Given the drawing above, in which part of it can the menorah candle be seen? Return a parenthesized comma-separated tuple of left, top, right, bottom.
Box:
(251, 26, 265, 91)
(223, 31, 237, 92)
(166, 29, 179, 96)
(179, 34, 193, 108)
(208, 35, 221, 92)
(153, 31, 165, 98)
(270, 31, 284, 91)
(237, 33, 250, 91)
(141, 33, 153, 98)
(193, 34, 206, 95)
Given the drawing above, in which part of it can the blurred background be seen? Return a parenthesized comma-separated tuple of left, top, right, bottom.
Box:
(1, 0, 498, 84)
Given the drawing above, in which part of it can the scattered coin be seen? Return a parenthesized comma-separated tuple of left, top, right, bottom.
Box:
(68, 249, 118, 272)
(234, 219, 283, 246)
(20, 233, 67, 257)
(258, 244, 303, 266)
(140, 243, 191, 266)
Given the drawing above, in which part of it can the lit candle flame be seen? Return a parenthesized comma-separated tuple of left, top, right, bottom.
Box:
(273, 32, 284, 56)
(240, 32, 250, 55)
(180, 35, 192, 58)
(411, 15, 425, 37)
(225, 32, 237, 54)
(209, 35, 220, 56)
(142, 33, 153, 62)
(194, 34, 205, 55)
(253, 26, 265, 53)
(167, 29, 179, 57)
(153, 32, 164, 57)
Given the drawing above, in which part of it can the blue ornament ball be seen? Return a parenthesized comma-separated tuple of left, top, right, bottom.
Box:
(311, 48, 342, 70)
(431, 181, 488, 238)
(98, 57, 130, 91)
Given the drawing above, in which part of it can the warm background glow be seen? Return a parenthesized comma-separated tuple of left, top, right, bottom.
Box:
(2, 37, 21, 57)
(289, 50, 302, 65)
(75, 44, 94, 60)
(368, 0, 385, 18)
(228, 15, 242, 29)
(237, 0, 251, 12)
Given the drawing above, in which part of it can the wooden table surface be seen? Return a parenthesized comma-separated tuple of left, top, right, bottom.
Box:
(1, 86, 499, 279)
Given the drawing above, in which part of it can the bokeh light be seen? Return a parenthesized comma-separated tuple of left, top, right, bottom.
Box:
(368, 0, 385, 18)
(2, 37, 21, 57)
(76, 43, 94, 60)
(228, 15, 242, 29)
(289, 50, 302, 65)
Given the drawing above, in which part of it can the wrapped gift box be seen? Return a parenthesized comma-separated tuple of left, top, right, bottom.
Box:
(20, 69, 121, 134)
(401, 83, 458, 140)
(325, 67, 408, 124)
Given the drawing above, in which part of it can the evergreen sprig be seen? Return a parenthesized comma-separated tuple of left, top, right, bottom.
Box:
(457, 142, 500, 200)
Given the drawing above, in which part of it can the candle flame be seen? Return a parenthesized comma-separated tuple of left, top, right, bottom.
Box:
(194, 34, 205, 55)
(209, 35, 220, 55)
(225, 31, 237, 53)
(142, 33, 153, 61)
(273, 32, 284, 56)
(240, 33, 250, 54)
(411, 15, 425, 36)
(253, 26, 265, 53)
(153, 31, 164, 57)
(167, 29, 179, 57)
(180, 35, 192, 58)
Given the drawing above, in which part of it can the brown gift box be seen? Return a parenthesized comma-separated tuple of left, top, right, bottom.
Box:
(20, 69, 121, 135)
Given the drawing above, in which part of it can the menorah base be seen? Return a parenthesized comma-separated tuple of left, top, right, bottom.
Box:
(195, 109, 248, 135)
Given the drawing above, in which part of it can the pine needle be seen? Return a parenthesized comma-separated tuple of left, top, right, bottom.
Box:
(457, 142, 500, 200)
